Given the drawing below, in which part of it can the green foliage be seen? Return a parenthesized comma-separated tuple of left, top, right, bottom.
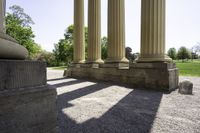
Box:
(101, 36, 108, 60)
(54, 25, 109, 66)
(167, 48, 177, 60)
(53, 39, 73, 66)
(5, 5, 41, 58)
(35, 51, 57, 67)
(192, 42, 200, 54)
(177, 46, 191, 62)
(192, 42, 200, 59)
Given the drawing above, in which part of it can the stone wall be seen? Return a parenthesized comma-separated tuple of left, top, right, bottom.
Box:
(0, 60, 57, 133)
(66, 63, 179, 92)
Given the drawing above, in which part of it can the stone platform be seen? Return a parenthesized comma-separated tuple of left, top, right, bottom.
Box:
(0, 60, 57, 133)
(65, 62, 179, 92)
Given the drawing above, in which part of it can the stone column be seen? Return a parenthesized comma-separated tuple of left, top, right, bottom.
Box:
(106, 0, 128, 63)
(73, 0, 85, 63)
(87, 0, 103, 64)
(0, 0, 6, 33)
(137, 0, 172, 62)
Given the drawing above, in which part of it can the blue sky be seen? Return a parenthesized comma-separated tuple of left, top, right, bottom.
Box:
(6, 0, 200, 53)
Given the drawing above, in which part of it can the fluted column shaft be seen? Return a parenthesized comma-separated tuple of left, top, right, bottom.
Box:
(73, 0, 85, 63)
(0, 0, 6, 33)
(138, 0, 171, 62)
(107, 0, 128, 63)
(87, 0, 103, 63)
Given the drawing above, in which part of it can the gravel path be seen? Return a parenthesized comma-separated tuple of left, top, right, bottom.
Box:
(47, 69, 200, 133)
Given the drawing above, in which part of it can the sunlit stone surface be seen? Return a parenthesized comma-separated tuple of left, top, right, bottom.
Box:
(48, 70, 200, 133)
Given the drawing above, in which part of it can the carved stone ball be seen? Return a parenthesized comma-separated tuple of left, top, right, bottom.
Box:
(179, 80, 193, 95)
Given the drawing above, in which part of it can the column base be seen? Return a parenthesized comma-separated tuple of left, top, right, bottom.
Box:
(71, 60, 85, 68)
(0, 32, 28, 60)
(82, 63, 100, 69)
(86, 59, 104, 64)
(72, 60, 85, 64)
(103, 57, 129, 69)
(105, 57, 129, 63)
(136, 55, 172, 63)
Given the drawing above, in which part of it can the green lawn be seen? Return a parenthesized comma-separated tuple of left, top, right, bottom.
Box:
(175, 60, 200, 77)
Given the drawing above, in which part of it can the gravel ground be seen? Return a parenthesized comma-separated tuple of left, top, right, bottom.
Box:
(47, 69, 200, 133)
(47, 69, 64, 80)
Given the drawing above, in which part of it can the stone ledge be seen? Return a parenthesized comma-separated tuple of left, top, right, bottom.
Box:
(100, 62, 129, 69)
(0, 60, 46, 91)
(66, 63, 179, 92)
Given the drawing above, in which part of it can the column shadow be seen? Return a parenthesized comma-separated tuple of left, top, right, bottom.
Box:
(51, 79, 85, 88)
(55, 80, 163, 133)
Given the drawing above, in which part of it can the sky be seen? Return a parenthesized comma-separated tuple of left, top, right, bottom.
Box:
(6, 0, 200, 53)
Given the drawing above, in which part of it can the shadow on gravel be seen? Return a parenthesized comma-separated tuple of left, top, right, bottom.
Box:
(47, 77, 66, 82)
(51, 79, 85, 88)
(55, 79, 163, 133)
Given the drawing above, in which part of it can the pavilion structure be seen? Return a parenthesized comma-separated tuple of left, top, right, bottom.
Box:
(66, 0, 179, 91)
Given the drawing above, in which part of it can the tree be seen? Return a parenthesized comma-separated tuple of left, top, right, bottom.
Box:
(167, 48, 177, 60)
(36, 51, 57, 67)
(6, 5, 41, 58)
(177, 46, 191, 62)
(101, 36, 108, 60)
(53, 39, 73, 66)
(53, 25, 109, 66)
(191, 42, 200, 59)
(53, 25, 88, 66)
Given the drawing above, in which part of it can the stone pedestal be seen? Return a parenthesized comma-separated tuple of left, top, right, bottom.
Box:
(0, 60, 57, 133)
(0, 33, 28, 59)
(66, 62, 179, 92)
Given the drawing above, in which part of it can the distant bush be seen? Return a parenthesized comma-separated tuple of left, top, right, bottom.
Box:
(34, 51, 57, 67)
(177, 47, 191, 62)
(167, 48, 177, 60)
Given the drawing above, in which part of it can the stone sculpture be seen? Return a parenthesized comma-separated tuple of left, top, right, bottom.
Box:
(0, 0, 28, 60)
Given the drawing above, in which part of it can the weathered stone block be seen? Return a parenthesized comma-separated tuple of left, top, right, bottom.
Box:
(100, 62, 129, 69)
(0, 60, 57, 133)
(0, 85, 57, 133)
(0, 60, 46, 91)
(179, 80, 193, 94)
(65, 62, 179, 92)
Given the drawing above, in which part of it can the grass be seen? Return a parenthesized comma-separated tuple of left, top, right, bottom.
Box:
(48, 66, 66, 70)
(47, 60, 200, 77)
(175, 60, 200, 77)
